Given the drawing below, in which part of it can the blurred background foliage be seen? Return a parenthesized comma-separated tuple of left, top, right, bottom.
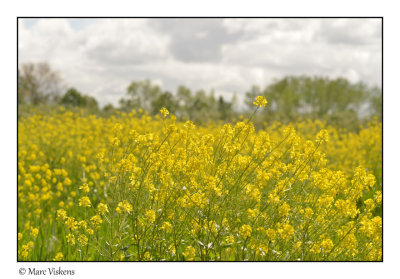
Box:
(18, 62, 382, 131)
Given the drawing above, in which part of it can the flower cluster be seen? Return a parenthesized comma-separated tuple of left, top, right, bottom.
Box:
(18, 102, 381, 261)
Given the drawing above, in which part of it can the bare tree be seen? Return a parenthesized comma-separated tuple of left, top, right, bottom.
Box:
(18, 62, 64, 105)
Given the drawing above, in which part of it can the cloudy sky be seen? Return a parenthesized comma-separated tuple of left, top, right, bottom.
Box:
(18, 18, 382, 107)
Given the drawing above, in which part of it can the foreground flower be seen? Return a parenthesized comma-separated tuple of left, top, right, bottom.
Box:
(183, 246, 196, 261)
(116, 200, 133, 214)
(78, 196, 92, 207)
(17, 106, 382, 261)
(316, 129, 329, 143)
(66, 234, 75, 245)
(30, 227, 39, 238)
(78, 234, 88, 246)
(97, 203, 109, 215)
(53, 252, 64, 261)
(90, 215, 103, 228)
(239, 224, 252, 238)
(145, 209, 156, 224)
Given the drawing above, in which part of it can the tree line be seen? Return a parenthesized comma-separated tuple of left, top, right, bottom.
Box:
(18, 62, 382, 129)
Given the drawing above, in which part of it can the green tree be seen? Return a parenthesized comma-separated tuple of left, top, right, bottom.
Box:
(217, 96, 233, 121)
(246, 76, 379, 127)
(60, 88, 98, 110)
(176, 85, 193, 119)
(151, 91, 178, 115)
(369, 87, 382, 121)
(245, 85, 263, 111)
(119, 80, 162, 112)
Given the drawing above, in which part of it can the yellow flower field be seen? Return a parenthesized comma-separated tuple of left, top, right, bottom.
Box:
(17, 98, 382, 261)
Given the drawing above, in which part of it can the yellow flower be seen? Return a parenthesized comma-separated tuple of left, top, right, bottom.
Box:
(225, 235, 235, 244)
(335, 199, 359, 218)
(145, 209, 156, 224)
(79, 183, 90, 193)
(256, 243, 269, 256)
(253, 96, 268, 108)
(53, 252, 64, 261)
(66, 234, 75, 245)
(182, 246, 196, 261)
(239, 224, 252, 238)
(320, 237, 334, 253)
(97, 203, 109, 215)
(143, 251, 151, 261)
(30, 227, 39, 238)
(268, 193, 280, 204)
(266, 228, 277, 241)
(278, 202, 291, 218)
(65, 217, 78, 230)
(316, 129, 329, 143)
(374, 191, 382, 204)
(160, 221, 172, 233)
(17, 98, 382, 261)
(78, 220, 87, 229)
(77, 234, 88, 246)
(116, 200, 133, 214)
(20, 244, 32, 258)
(78, 196, 92, 207)
(364, 199, 375, 211)
(304, 207, 314, 219)
(64, 177, 72, 186)
(90, 215, 103, 228)
(278, 223, 294, 241)
(112, 137, 120, 147)
(160, 107, 169, 118)
(247, 208, 259, 218)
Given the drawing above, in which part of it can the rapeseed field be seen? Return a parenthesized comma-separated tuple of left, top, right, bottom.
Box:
(17, 97, 382, 261)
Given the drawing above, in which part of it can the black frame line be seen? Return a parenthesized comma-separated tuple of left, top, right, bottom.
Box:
(16, 16, 384, 263)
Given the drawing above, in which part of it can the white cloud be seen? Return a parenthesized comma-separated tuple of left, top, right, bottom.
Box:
(83, 19, 171, 65)
(221, 18, 382, 86)
(19, 19, 172, 105)
(317, 18, 381, 45)
(18, 18, 382, 107)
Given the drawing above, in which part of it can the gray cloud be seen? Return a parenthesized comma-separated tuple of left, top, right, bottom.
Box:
(151, 18, 241, 62)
